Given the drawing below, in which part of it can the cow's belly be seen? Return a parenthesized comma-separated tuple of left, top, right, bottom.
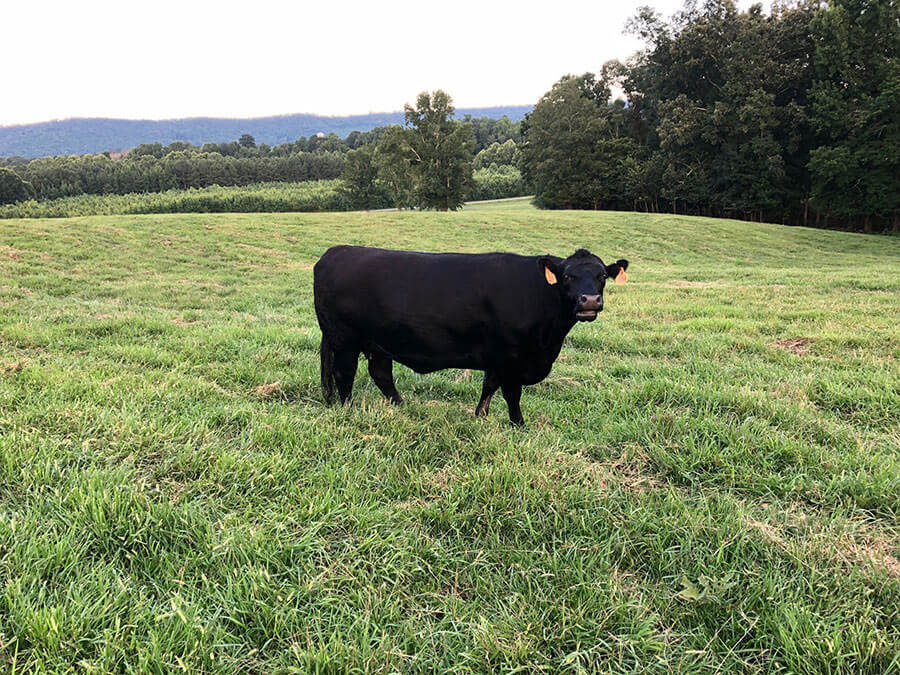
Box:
(394, 355, 483, 374)
(344, 304, 563, 383)
(365, 330, 559, 384)
(368, 336, 490, 374)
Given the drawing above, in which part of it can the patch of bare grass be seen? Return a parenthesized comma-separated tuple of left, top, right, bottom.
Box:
(254, 381, 284, 400)
(770, 338, 811, 355)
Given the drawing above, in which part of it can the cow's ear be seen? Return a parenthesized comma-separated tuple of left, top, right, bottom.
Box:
(605, 259, 629, 285)
(539, 256, 562, 286)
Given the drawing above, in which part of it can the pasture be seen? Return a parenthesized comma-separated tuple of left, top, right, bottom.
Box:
(1, 201, 898, 672)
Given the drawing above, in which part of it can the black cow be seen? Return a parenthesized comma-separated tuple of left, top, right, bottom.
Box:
(313, 246, 628, 425)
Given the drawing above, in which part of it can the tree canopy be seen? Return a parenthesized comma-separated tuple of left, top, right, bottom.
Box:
(520, 0, 898, 231)
(402, 91, 476, 211)
(0, 167, 35, 205)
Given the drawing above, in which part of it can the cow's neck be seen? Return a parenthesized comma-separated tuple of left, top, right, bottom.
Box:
(539, 306, 577, 353)
(554, 313, 578, 345)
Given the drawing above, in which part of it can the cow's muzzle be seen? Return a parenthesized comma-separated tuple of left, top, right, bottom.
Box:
(575, 294, 602, 321)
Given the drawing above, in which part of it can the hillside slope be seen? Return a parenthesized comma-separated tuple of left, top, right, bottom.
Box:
(0, 105, 532, 157)
(0, 205, 897, 671)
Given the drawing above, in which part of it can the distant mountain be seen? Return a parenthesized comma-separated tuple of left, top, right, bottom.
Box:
(0, 106, 532, 158)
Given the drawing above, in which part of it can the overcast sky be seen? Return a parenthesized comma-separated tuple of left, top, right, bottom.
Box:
(5, 0, 769, 126)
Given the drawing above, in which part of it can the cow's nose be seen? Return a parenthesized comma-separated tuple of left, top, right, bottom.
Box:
(579, 294, 602, 310)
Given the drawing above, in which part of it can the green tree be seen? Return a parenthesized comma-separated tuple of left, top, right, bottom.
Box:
(808, 0, 900, 231)
(402, 90, 475, 210)
(239, 134, 257, 149)
(619, 0, 824, 222)
(520, 75, 637, 209)
(340, 145, 389, 209)
(0, 168, 35, 205)
(463, 115, 522, 151)
(473, 139, 520, 170)
(375, 126, 415, 208)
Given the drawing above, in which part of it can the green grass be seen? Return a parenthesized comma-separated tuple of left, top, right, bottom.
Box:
(462, 196, 533, 209)
(1, 202, 898, 672)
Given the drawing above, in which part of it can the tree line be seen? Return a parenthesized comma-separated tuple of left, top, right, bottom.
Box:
(520, 0, 898, 232)
(0, 115, 523, 205)
(3, 0, 894, 230)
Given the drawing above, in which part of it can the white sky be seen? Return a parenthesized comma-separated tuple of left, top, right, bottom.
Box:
(4, 0, 769, 126)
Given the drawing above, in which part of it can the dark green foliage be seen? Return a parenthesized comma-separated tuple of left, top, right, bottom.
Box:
(808, 0, 900, 232)
(0, 156, 32, 168)
(522, 0, 898, 231)
(463, 114, 522, 152)
(521, 76, 637, 210)
(374, 126, 416, 208)
(340, 146, 391, 209)
(8, 115, 518, 211)
(623, 0, 820, 222)
(0, 167, 35, 205)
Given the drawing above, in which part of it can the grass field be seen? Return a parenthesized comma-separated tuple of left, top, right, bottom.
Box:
(1, 202, 898, 672)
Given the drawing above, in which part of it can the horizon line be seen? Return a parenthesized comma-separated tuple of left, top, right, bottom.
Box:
(0, 104, 534, 129)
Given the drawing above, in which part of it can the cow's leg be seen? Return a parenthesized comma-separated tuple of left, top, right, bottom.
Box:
(501, 380, 524, 426)
(475, 370, 501, 417)
(367, 354, 403, 404)
(333, 348, 360, 405)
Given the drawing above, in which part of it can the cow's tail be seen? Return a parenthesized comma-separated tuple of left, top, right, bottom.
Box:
(320, 333, 337, 405)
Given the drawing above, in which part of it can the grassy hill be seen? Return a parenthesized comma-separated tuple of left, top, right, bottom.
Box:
(0, 106, 531, 158)
(0, 202, 898, 671)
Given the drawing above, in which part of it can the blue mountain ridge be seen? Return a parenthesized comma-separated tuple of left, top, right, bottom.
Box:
(0, 106, 532, 157)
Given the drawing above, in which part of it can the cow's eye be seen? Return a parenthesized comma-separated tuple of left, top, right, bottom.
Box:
(563, 274, 572, 282)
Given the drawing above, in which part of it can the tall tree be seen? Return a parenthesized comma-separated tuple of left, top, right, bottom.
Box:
(375, 126, 415, 208)
(520, 74, 637, 210)
(402, 91, 476, 210)
(808, 0, 900, 231)
(340, 145, 389, 209)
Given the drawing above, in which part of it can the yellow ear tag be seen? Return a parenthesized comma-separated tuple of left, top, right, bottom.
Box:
(544, 266, 558, 285)
(615, 268, 628, 285)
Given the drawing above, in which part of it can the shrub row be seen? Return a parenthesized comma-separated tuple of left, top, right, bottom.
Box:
(0, 169, 530, 218)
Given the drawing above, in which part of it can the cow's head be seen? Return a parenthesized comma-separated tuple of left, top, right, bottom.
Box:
(539, 249, 629, 322)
